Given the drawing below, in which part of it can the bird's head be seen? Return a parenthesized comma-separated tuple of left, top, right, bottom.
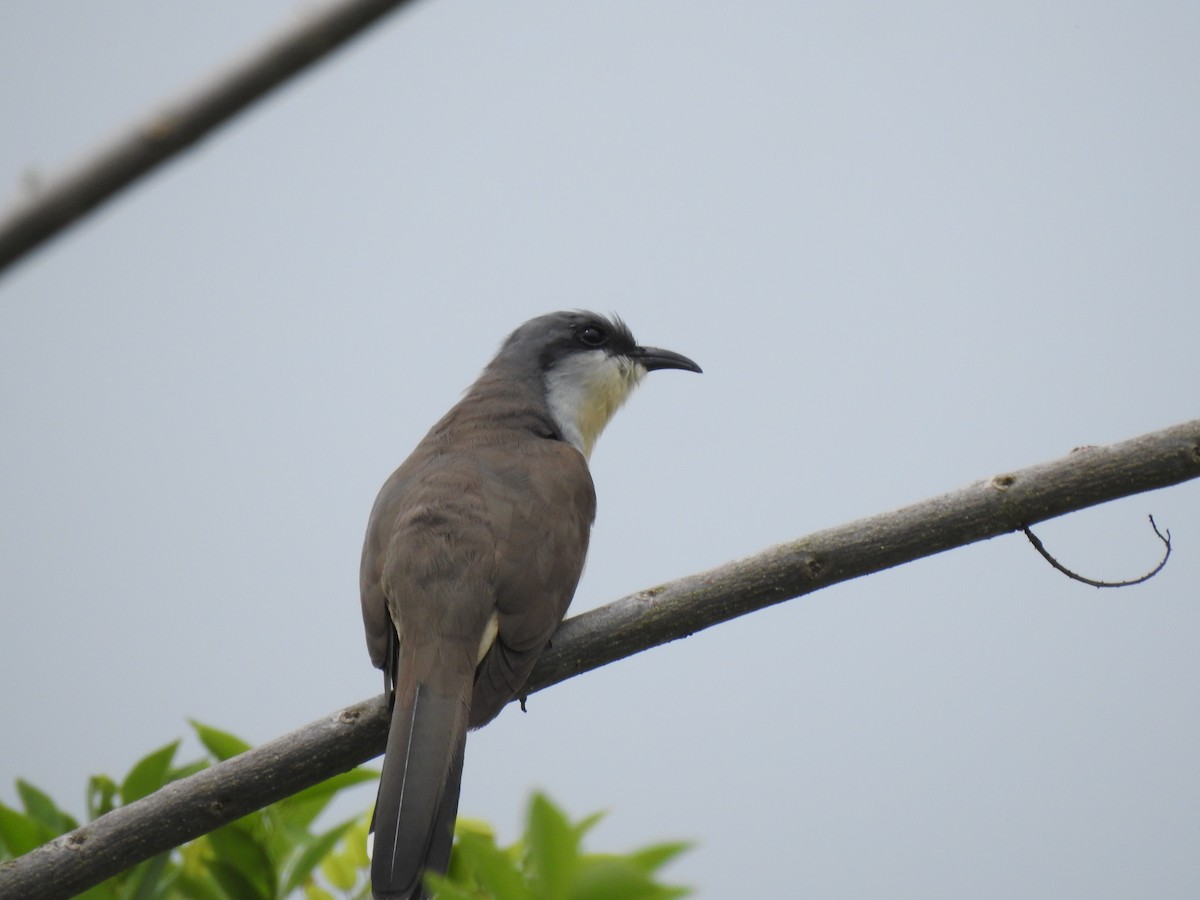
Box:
(495, 311, 701, 458)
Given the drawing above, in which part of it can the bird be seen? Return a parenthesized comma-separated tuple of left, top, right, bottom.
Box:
(359, 310, 700, 899)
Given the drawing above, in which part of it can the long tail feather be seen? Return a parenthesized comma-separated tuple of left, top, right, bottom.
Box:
(372, 680, 469, 899)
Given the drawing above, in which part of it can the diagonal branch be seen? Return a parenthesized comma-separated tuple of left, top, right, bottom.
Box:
(527, 421, 1200, 693)
(0, 0, 423, 276)
(2, 418, 1198, 897)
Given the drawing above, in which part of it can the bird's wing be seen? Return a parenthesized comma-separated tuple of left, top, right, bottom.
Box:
(469, 437, 596, 726)
(361, 465, 415, 676)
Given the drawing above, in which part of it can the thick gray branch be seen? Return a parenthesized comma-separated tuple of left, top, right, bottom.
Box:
(528, 420, 1200, 692)
(0, 0, 421, 276)
(3, 419, 1198, 897)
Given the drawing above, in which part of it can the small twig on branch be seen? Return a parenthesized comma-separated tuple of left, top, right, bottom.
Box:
(0, 0, 424, 276)
(1022, 515, 1172, 588)
(1, 418, 1199, 898)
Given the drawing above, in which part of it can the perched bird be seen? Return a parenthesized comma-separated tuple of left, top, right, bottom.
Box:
(359, 311, 700, 899)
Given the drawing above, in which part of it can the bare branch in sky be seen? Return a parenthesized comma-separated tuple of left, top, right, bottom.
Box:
(0, 0, 422, 277)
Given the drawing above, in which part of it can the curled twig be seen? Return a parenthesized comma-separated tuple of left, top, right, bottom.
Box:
(1022, 515, 1171, 587)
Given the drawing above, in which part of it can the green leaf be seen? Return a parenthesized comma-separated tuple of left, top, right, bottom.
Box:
(316, 817, 371, 892)
(526, 792, 580, 898)
(451, 829, 528, 900)
(0, 801, 48, 857)
(116, 851, 175, 900)
(275, 767, 378, 832)
(190, 720, 251, 761)
(172, 871, 228, 900)
(208, 859, 267, 900)
(208, 823, 275, 898)
(120, 741, 179, 805)
(87, 774, 119, 820)
(320, 849, 359, 892)
(422, 872, 483, 900)
(569, 856, 690, 900)
(16, 779, 76, 833)
(74, 881, 120, 900)
(280, 817, 358, 896)
(573, 810, 606, 840)
(624, 841, 693, 875)
(342, 816, 371, 869)
(169, 759, 210, 781)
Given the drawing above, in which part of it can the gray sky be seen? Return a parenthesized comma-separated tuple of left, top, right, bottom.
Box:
(2, 1, 1199, 897)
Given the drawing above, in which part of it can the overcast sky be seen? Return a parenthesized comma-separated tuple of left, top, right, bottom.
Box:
(2, 2, 1199, 897)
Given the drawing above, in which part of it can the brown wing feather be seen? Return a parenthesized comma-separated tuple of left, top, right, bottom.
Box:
(469, 436, 595, 726)
(360, 466, 414, 675)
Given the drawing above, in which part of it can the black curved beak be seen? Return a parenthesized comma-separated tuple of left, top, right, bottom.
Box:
(631, 345, 702, 374)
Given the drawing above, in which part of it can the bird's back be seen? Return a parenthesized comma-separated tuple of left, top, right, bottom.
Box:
(361, 378, 597, 723)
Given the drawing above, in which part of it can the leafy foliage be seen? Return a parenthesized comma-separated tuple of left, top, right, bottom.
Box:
(0, 721, 375, 899)
(426, 793, 691, 900)
(1, 726, 692, 899)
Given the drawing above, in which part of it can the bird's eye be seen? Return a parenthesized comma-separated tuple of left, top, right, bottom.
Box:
(577, 326, 607, 347)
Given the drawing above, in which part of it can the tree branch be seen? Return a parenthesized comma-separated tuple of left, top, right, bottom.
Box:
(3, 418, 1198, 897)
(0, 0, 422, 276)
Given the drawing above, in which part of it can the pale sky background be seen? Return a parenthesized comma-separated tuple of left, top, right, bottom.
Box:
(2, 2, 1199, 897)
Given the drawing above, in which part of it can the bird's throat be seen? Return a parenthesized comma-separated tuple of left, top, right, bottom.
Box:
(545, 352, 644, 458)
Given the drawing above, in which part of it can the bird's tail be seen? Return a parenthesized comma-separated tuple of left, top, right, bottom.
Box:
(371, 676, 469, 900)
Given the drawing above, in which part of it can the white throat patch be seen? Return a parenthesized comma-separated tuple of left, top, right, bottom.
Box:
(545, 350, 645, 458)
